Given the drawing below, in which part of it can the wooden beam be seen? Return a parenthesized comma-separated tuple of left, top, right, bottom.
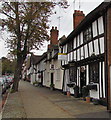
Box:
(107, 6, 111, 111)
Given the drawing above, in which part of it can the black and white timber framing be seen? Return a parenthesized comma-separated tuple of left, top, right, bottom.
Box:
(59, 2, 111, 103)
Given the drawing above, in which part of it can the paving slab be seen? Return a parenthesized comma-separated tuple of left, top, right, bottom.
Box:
(2, 91, 27, 118)
(2, 80, 111, 119)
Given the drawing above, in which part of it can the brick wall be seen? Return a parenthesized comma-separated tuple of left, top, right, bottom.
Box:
(73, 10, 85, 29)
(50, 26, 59, 45)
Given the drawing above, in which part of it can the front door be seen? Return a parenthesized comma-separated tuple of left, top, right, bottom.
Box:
(41, 72, 43, 86)
(80, 66, 86, 96)
(51, 73, 54, 84)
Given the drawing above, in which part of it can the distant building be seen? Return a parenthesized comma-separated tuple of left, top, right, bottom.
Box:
(44, 27, 63, 90)
(35, 52, 47, 86)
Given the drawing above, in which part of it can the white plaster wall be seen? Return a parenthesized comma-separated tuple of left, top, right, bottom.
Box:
(84, 44, 88, 58)
(81, 47, 84, 60)
(92, 21, 98, 37)
(86, 65, 89, 85)
(98, 16, 104, 35)
(88, 41, 93, 56)
(44, 61, 50, 87)
(77, 49, 80, 61)
(53, 60, 63, 90)
(63, 69, 70, 92)
(73, 38, 76, 49)
(30, 74, 36, 84)
(90, 84, 99, 99)
(99, 37, 105, 54)
(103, 62, 105, 98)
(94, 39, 99, 55)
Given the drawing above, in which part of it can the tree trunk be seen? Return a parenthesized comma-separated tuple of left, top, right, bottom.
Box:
(12, 57, 23, 92)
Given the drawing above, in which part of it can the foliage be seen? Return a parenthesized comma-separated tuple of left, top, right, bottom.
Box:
(33, 81, 39, 85)
(0, 1, 68, 55)
(1, 57, 16, 75)
(50, 83, 55, 88)
(0, 1, 68, 92)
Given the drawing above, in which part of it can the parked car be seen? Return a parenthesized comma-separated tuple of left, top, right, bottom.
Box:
(0, 77, 7, 94)
(0, 76, 13, 95)
(6, 76, 14, 85)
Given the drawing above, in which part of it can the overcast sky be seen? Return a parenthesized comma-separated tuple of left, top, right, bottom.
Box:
(0, 0, 104, 58)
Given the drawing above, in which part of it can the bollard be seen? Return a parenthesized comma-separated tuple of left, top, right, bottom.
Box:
(86, 97, 90, 103)
(67, 91, 70, 97)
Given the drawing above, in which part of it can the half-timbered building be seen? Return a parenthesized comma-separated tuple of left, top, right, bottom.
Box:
(59, 2, 111, 108)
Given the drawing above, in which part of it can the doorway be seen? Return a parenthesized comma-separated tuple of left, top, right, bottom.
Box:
(80, 66, 86, 96)
(41, 72, 43, 86)
(51, 73, 54, 84)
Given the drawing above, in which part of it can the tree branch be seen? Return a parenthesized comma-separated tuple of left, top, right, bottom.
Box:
(1, 10, 15, 20)
(5, 2, 16, 14)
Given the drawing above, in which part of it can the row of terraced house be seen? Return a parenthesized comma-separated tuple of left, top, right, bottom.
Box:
(22, 2, 111, 111)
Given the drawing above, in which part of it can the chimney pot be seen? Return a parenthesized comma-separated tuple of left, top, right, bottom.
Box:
(52, 26, 54, 29)
(50, 26, 59, 46)
(73, 10, 85, 29)
(55, 27, 57, 30)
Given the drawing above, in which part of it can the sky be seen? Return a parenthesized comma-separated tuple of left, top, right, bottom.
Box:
(0, 0, 104, 58)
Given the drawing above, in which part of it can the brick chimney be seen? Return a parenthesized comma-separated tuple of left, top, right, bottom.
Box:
(73, 10, 85, 29)
(50, 26, 59, 45)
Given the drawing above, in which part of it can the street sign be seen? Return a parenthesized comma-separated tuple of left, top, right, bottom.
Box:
(58, 53, 67, 61)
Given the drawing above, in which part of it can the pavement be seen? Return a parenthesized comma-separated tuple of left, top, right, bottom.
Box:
(2, 80, 111, 119)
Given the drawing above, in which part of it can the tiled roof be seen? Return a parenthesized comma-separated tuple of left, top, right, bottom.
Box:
(31, 54, 42, 65)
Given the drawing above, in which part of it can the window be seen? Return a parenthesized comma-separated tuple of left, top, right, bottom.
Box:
(67, 41, 73, 53)
(89, 62, 99, 83)
(69, 67, 77, 83)
(83, 27, 92, 43)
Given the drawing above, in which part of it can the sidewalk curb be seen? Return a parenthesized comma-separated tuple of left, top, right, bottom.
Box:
(2, 90, 27, 118)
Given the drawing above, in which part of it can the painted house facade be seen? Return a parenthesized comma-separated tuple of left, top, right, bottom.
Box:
(29, 54, 42, 84)
(44, 27, 64, 90)
(22, 56, 31, 82)
(35, 52, 47, 86)
(59, 2, 111, 109)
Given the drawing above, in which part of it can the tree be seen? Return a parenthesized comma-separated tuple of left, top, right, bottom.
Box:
(1, 57, 16, 75)
(0, 1, 68, 92)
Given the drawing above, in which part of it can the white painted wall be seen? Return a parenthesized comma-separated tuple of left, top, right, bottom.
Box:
(103, 62, 105, 98)
(92, 20, 98, 37)
(63, 69, 70, 92)
(99, 37, 105, 54)
(94, 39, 99, 55)
(53, 60, 63, 90)
(90, 84, 99, 99)
(84, 44, 88, 58)
(98, 16, 104, 35)
(86, 65, 89, 85)
(30, 74, 36, 84)
(73, 38, 76, 49)
(88, 41, 93, 56)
